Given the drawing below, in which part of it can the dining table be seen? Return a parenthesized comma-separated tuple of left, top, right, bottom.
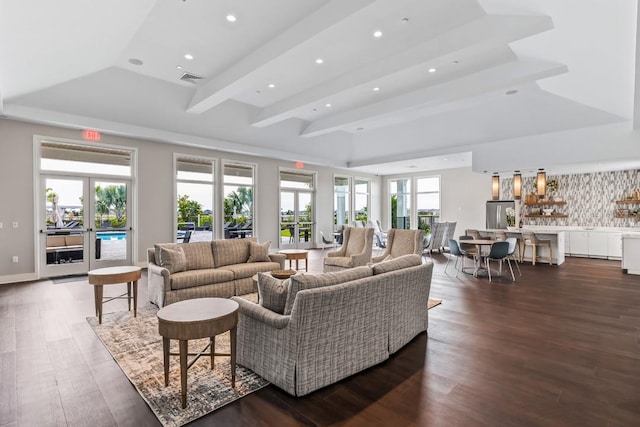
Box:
(459, 239, 496, 277)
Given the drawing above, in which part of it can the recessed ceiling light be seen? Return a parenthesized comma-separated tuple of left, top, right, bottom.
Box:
(313, 108, 317, 112)
(315, 58, 324, 64)
(373, 87, 380, 92)
(184, 54, 194, 60)
(428, 67, 436, 73)
(268, 83, 275, 88)
(452, 60, 460, 64)
(401, 18, 409, 24)
(226, 14, 236, 22)
(373, 30, 382, 38)
(325, 103, 332, 108)
(357, 127, 364, 131)
(176, 65, 183, 70)
(506, 90, 518, 95)
(443, 158, 448, 161)
(256, 90, 262, 94)
(128, 58, 143, 66)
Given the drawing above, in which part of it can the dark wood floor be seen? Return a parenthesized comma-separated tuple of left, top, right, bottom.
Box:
(1, 250, 640, 426)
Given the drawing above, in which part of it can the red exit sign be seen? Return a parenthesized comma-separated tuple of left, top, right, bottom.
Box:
(82, 129, 101, 141)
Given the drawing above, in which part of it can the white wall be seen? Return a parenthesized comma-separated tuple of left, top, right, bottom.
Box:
(0, 118, 380, 284)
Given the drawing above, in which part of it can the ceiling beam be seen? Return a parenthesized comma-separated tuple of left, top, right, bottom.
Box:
(252, 14, 553, 128)
(186, 0, 374, 114)
(300, 58, 568, 137)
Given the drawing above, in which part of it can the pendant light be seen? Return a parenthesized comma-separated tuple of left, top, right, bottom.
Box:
(513, 171, 522, 200)
(536, 169, 546, 198)
(492, 173, 500, 200)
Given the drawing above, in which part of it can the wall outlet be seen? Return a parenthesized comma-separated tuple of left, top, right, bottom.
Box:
(0, 222, 3, 229)
(12, 221, 18, 228)
(12, 256, 18, 263)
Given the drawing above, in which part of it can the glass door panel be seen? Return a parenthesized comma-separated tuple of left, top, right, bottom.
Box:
(40, 176, 88, 277)
(92, 180, 130, 265)
(279, 190, 314, 249)
(280, 191, 295, 248)
(296, 192, 313, 248)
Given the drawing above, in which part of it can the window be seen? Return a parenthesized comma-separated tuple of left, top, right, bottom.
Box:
(416, 176, 440, 234)
(334, 176, 350, 228)
(388, 176, 440, 232)
(223, 162, 255, 236)
(389, 178, 411, 229)
(176, 156, 215, 238)
(354, 178, 370, 223)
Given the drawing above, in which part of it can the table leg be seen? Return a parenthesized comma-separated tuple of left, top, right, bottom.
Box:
(210, 336, 215, 369)
(304, 255, 308, 272)
(230, 327, 236, 388)
(163, 337, 170, 386)
(180, 340, 188, 409)
(127, 281, 131, 311)
(295, 258, 299, 271)
(133, 280, 138, 318)
(95, 285, 104, 324)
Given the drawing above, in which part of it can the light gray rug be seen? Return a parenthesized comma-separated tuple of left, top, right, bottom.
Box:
(87, 304, 269, 427)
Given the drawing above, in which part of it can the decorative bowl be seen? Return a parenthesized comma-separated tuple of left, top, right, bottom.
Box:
(543, 208, 554, 215)
(271, 269, 297, 279)
(506, 226, 518, 231)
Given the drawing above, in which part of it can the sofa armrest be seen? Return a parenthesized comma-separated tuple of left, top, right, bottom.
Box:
(268, 253, 286, 269)
(147, 262, 170, 307)
(327, 247, 347, 257)
(231, 296, 290, 329)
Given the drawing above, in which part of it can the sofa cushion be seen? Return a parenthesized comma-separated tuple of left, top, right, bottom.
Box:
(248, 240, 271, 263)
(284, 266, 372, 315)
(170, 268, 234, 290)
(218, 261, 282, 280)
(179, 241, 215, 270)
(212, 238, 254, 267)
(371, 254, 422, 275)
(157, 246, 187, 274)
(154, 243, 178, 267)
(257, 272, 290, 314)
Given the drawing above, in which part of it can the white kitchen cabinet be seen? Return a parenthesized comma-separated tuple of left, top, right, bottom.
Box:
(622, 233, 640, 274)
(568, 231, 589, 256)
(588, 232, 608, 258)
(607, 233, 622, 258)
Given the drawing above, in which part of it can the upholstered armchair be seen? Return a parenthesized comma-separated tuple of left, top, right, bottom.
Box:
(371, 229, 423, 263)
(323, 226, 374, 272)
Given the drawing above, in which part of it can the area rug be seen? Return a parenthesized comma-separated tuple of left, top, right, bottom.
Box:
(428, 298, 442, 309)
(87, 306, 269, 427)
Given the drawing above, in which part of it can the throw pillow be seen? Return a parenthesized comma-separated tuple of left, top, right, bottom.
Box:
(257, 272, 289, 314)
(371, 254, 422, 275)
(157, 246, 187, 274)
(248, 240, 271, 263)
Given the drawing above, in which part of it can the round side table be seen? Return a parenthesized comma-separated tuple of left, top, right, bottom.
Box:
(279, 249, 309, 271)
(157, 298, 239, 409)
(88, 266, 142, 324)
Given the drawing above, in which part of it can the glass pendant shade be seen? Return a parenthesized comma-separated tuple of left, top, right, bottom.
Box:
(513, 173, 522, 199)
(536, 170, 546, 197)
(492, 174, 500, 200)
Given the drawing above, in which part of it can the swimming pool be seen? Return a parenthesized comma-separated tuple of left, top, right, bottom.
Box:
(97, 232, 127, 241)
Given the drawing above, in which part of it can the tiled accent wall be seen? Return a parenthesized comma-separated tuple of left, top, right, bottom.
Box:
(500, 169, 640, 227)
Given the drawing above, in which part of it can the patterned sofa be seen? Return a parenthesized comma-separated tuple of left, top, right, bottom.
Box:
(231, 254, 433, 396)
(147, 239, 285, 307)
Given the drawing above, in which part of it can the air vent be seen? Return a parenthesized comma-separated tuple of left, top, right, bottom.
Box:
(179, 72, 204, 84)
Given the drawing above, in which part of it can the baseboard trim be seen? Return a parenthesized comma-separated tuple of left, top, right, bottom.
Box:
(0, 272, 39, 285)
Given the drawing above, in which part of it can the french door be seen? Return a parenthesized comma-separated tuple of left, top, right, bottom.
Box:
(279, 190, 314, 249)
(39, 175, 132, 277)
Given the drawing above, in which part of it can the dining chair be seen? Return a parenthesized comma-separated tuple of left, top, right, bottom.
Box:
(484, 241, 513, 282)
(505, 237, 522, 276)
(319, 231, 334, 256)
(521, 231, 552, 265)
(445, 239, 464, 277)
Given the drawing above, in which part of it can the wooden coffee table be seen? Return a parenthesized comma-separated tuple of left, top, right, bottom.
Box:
(279, 249, 309, 271)
(88, 265, 141, 324)
(157, 298, 239, 409)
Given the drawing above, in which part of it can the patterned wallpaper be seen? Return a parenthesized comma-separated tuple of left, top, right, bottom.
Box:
(500, 169, 640, 227)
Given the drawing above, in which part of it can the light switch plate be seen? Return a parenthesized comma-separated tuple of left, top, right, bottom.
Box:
(12, 221, 18, 228)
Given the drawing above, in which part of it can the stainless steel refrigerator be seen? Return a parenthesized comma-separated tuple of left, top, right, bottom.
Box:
(486, 200, 515, 229)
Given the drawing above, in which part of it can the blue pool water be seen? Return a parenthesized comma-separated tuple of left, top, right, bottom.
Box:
(97, 232, 127, 241)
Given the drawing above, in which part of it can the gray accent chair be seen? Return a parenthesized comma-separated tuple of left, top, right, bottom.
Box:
(371, 228, 423, 263)
(423, 222, 447, 254)
(323, 226, 374, 272)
